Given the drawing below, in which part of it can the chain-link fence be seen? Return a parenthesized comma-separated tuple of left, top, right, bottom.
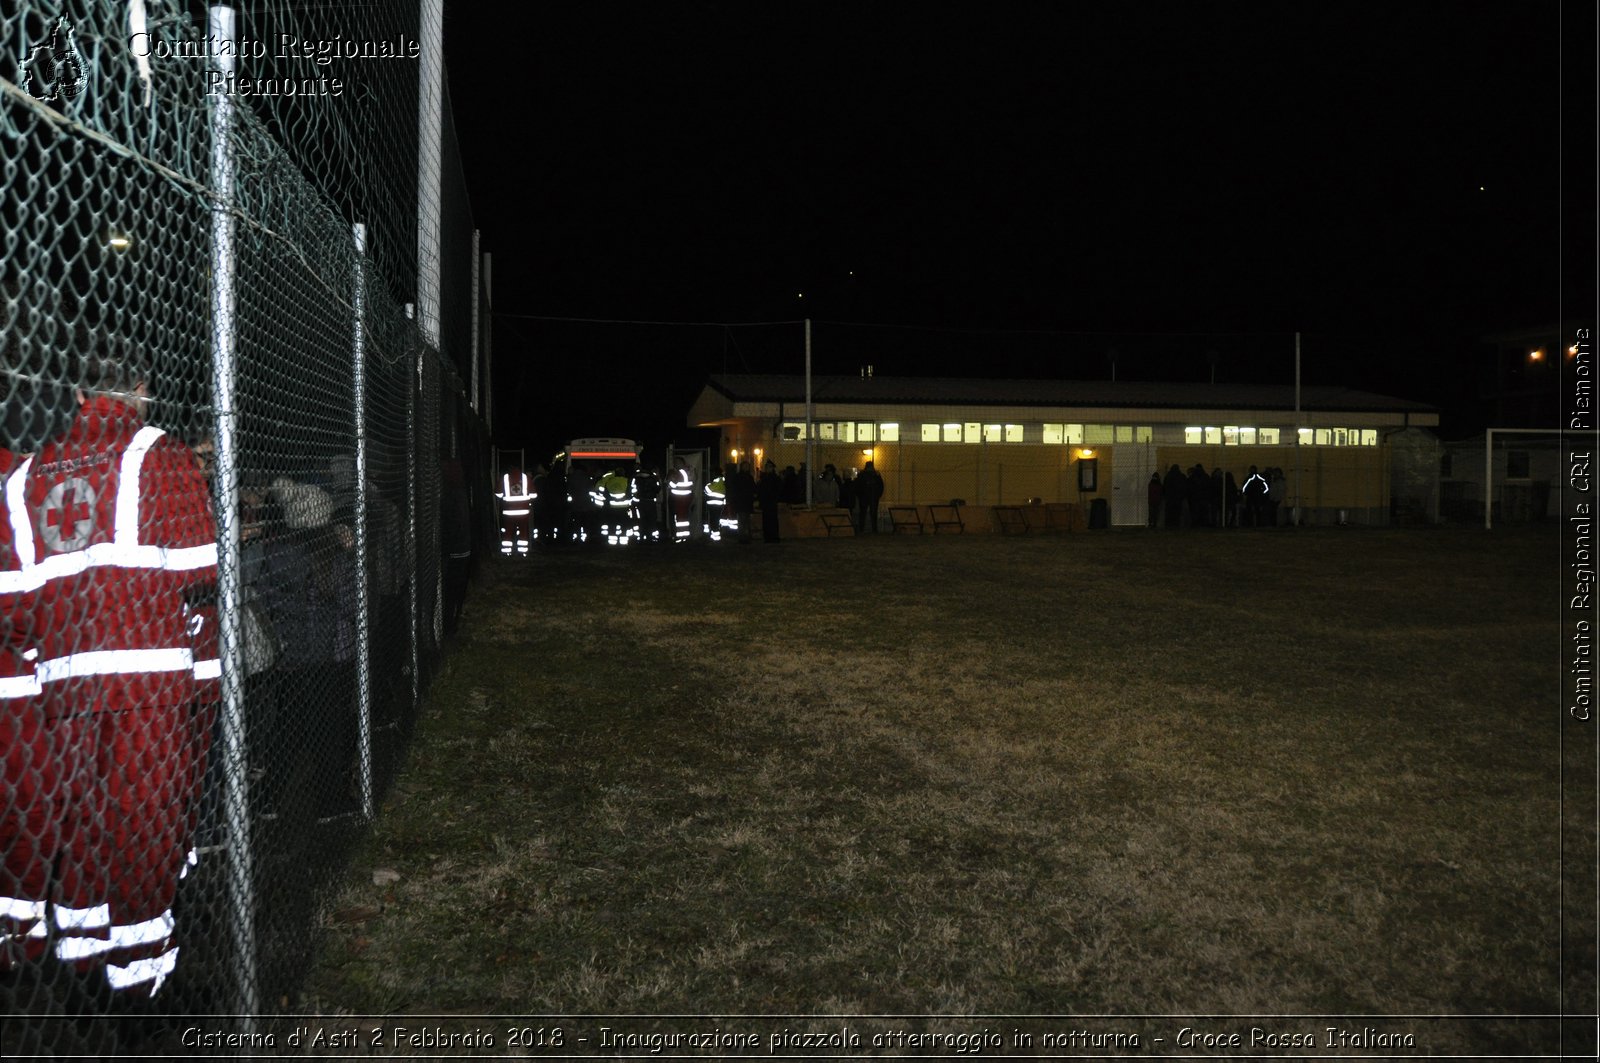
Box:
(3, 1, 489, 1052)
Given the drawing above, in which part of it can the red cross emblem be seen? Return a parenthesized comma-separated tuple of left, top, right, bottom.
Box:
(39, 477, 97, 553)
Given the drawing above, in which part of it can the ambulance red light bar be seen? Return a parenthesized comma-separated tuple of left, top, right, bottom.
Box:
(565, 437, 642, 461)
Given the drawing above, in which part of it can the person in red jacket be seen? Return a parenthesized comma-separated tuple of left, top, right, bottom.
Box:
(0, 340, 217, 1001)
(1, 442, 46, 971)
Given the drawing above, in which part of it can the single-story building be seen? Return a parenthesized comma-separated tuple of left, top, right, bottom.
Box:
(1439, 432, 1564, 524)
(688, 374, 1441, 527)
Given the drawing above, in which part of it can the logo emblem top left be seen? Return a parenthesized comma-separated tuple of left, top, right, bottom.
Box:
(25, 17, 87, 103)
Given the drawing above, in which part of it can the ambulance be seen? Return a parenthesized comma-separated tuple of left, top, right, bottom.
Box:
(559, 438, 644, 545)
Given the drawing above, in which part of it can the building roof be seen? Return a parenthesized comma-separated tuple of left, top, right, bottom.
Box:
(701, 374, 1437, 414)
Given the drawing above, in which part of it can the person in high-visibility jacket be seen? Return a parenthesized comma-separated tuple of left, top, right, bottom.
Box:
(1, 342, 217, 1000)
(495, 466, 533, 555)
(703, 469, 727, 540)
(597, 467, 634, 545)
(668, 458, 694, 540)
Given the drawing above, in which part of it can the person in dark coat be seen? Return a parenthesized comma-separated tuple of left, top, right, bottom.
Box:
(1162, 464, 1187, 528)
(1266, 467, 1286, 526)
(1147, 472, 1163, 529)
(441, 458, 471, 634)
(856, 460, 885, 534)
(633, 465, 662, 543)
(567, 465, 602, 547)
(757, 459, 783, 542)
(1242, 465, 1269, 527)
(537, 463, 567, 547)
(1222, 469, 1239, 529)
(727, 461, 756, 543)
(1187, 464, 1211, 527)
(838, 468, 857, 516)
(259, 479, 359, 817)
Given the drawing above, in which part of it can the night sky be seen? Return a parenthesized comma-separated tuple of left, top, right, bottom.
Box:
(442, 3, 1594, 458)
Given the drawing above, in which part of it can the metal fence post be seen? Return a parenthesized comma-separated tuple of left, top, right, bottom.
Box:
(206, 2, 258, 1022)
(407, 312, 421, 709)
(352, 223, 374, 820)
(417, 0, 443, 349)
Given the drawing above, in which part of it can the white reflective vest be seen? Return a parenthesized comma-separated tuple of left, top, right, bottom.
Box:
(498, 471, 533, 519)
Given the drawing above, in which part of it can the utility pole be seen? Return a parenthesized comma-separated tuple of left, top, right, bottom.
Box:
(804, 318, 814, 505)
(1293, 332, 1302, 527)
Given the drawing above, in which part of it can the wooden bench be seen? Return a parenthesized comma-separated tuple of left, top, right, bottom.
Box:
(994, 506, 1029, 535)
(818, 509, 856, 536)
(1044, 503, 1074, 532)
(928, 504, 964, 533)
(888, 505, 924, 534)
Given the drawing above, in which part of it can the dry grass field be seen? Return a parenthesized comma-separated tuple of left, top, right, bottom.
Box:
(301, 524, 1588, 1056)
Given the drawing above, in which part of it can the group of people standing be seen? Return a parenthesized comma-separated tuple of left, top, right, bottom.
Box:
(740, 458, 884, 542)
(502, 456, 888, 549)
(1149, 463, 1289, 529)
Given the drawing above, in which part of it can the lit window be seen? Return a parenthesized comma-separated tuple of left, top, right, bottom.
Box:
(1223, 426, 1239, 445)
(1259, 428, 1280, 444)
(1239, 427, 1256, 445)
(1361, 429, 1377, 446)
(1134, 426, 1153, 443)
(857, 423, 875, 443)
(1115, 426, 1133, 443)
(1043, 424, 1064, 445)
(1204, 427, 1221, 445)
(943, 423, 964, 443)
(839, 422, 856, 443)
(818, 422, 835, 441)
(983, 424, 1002, 442)
(880, 423, 899, 442)
(1064, 424, 1084, 444)
(964, 422, 981, 444)
(781, 421, 807, 441)
(1184, 426, 1203, 445)
(1315, 429, 1331, 446)
(1086, 424, 1114, 445)
(1297, 428, 1313, 446)
(921, 423, 941, 443)
(1005, 424, 1023, 443)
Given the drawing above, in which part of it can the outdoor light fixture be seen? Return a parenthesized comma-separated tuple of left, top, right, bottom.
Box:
(1078, 448, 1096, 459)
(1078, 456, 1098, 492)
(862, 448, 873, 459)
(1529, 349, 1545, 362)
(1571, 345, 1581, 358)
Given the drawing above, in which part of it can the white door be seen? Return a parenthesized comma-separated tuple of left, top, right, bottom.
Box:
(1111, 444, 1157, 526)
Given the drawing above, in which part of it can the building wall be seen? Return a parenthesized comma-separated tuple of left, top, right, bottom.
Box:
(1440, 437, 1564, 522)
(716, 417, 1403, 521)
